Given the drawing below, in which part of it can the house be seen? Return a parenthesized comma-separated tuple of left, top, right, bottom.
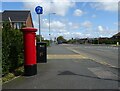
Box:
(77, 38, 88, 44)
(2, 10, 34, 29)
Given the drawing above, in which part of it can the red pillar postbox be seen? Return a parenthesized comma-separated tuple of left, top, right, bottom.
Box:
(21, 27, 37, 76)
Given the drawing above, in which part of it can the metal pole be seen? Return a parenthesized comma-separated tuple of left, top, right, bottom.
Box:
(38, 14, 41, 42)
(49, 13, 51, 46)
(48, 13, 56, 46)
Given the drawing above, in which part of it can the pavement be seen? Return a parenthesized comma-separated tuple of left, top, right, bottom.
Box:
(2, 44, 120, 89)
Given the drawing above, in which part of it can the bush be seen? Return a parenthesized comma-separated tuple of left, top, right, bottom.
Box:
(42, 40, 50, 46)
(2, 22, 24, 75)
(14, 66, 24, 76)
(2, 73, 15, 83)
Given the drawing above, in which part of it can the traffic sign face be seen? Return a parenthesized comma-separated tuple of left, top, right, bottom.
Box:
(35, 6, 43, 14)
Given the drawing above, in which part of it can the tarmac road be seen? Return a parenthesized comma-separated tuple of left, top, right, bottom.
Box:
(65, 44, 119, 68)
(2, 44, 119, 89)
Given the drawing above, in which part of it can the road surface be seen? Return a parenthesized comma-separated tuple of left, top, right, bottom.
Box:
(2, 44, 119, 89)
(66, 44, 119, 68)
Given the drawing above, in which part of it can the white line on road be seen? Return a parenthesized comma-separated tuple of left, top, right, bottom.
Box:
(66, 47, 118, 68)
(47, 54, 87, 59)
(88, 67, 118, 80)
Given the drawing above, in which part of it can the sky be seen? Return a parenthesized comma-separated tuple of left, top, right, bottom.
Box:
(1, 0, 119, 40)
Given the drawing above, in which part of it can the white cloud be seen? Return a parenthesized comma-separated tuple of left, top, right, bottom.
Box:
(23, 0, 75, 16)
(2, 0, 118, 2)
(61, 31, 98, 39)
(114, 22, 118, 26)
(41, 19, 66, 30)
(59, 29, 67, 32)
(73, 9, 83, 16)
(91, 2, 118, 12)
(68, 22, 81, 30)
(52, 0, 75, 16)
(98, 26, 104, 32)
(50, 21, 66, 29)
(62, 32, 82, 39)
(97, 25, 117, 37)
(70, 32, 96, 39)
(34, 18, 117, 39)
(28, 1, 117, 39)
(71, 32, 82, 37)
(73, 25, 80, 29)
(42, 18, 48, 22)
(68, 22, 72, 26)
(51, 29, 67, 33)
(81, 21, 92, 28)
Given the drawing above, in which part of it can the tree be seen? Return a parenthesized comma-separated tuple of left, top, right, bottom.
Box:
(57, 36, 67, 43)
(36, 35, 44, 42)
(67, 38, 77, 44)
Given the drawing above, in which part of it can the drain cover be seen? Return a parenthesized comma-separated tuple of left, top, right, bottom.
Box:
(58, 71, 77, 75)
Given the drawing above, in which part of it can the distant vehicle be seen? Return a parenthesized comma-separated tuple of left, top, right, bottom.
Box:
(58, 40, 62, 44)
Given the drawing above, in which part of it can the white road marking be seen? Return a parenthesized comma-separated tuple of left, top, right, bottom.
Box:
(82, 46, 118, 50)
(88, 67, 118, 80)
(66, 47, 118, 68)
(47, 54, 87, 59)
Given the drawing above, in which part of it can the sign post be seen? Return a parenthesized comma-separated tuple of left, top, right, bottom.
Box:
(35, 6, 43, 42)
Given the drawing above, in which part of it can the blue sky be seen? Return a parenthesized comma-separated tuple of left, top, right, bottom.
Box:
(2, 1, 118, 40)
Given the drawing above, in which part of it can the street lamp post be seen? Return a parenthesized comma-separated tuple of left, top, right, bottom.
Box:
(48, 13, 51, 45)
(48, 13, 56, 46)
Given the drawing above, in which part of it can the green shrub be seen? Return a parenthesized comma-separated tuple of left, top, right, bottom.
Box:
(42, 40, 50, 46)
(14, 66, 24, 76)
(2, 22, 24, 75)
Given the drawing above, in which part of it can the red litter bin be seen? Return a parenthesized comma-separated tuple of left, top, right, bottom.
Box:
(21, 27, 37, 76)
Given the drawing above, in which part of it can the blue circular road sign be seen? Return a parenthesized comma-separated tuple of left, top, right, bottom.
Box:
(35, 6, 43, 14)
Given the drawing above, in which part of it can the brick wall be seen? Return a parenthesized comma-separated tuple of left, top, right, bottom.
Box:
(26, 13, 34, 27)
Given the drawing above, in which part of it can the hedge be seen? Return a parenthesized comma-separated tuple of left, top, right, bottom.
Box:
(2, 22, 24, 76)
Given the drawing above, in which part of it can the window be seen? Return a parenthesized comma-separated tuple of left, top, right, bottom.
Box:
(13, 22, 23, 29)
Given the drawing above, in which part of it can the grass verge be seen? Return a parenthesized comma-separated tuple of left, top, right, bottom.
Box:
(2, 66, 24, 84)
